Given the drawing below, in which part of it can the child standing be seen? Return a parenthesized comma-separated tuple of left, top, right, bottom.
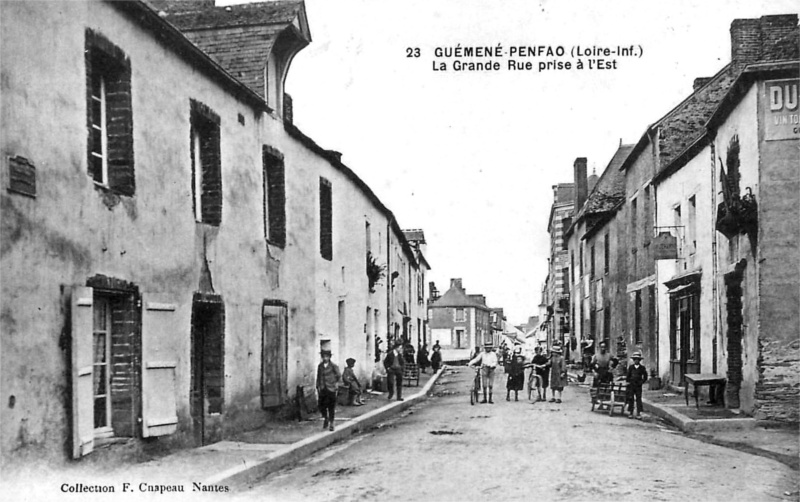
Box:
(342, 357, 365, 406)
(531, 346, 550, 402)
(316, 349, 341, 431)
(626, 351, 647, 419)
(505, 348, 528, 401)
(549, 346, 566, 403)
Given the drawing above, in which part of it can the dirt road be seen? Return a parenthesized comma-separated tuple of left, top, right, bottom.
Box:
(237, 367, 798, 501)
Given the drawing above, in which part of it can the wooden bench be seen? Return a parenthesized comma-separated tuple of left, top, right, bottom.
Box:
(590, 382, 628, 416)
(403, 362, 420, 387)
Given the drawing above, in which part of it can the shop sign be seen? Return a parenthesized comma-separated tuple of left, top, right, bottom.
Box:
(653, 232, 678, 260)
(765, 79, 799, 141)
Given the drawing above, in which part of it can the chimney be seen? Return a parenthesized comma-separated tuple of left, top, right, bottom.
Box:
(327, 150, 343, 163)
(450, 278, 463, 291)
(693, 77, 712, 91)
(730, 15, 798, 73)
(429, 282, 439, 300)
(573, 157, 588, 213)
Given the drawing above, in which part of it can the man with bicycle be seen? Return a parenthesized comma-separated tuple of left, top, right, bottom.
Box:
(468, 342, 498, 404)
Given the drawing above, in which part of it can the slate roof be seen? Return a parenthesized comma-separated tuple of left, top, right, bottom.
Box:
(159, 1, 301, 29)
(431, 285, 490, 310)
(157, 1, 308, 99)
(622, 18, 798, 177)
(573, 144, 633, 223)
(402, 229, 426, 244)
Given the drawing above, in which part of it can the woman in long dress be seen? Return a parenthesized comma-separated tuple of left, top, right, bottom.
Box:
(549, 346, 566, 403)
(505, 348, 527, 401)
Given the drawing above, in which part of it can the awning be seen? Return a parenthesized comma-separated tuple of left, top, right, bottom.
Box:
(667, 283, 694, 296)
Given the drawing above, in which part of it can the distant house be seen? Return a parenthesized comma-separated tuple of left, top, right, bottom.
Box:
(428, 279, 493, 362)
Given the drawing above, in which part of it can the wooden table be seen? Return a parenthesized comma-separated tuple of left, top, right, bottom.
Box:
(684, 373, 726, 408)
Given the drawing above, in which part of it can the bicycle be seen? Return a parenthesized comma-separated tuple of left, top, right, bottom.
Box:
(527, 367, 543, 401)
(469, 366, 481, 405)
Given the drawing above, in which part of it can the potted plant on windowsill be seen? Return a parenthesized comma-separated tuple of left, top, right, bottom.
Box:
(366, 251, 386, 293)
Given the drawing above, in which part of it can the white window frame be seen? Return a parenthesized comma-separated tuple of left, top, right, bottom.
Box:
(193, 131, 203, 222)
(90, 75, 109, 186)
(92, 295, 113, 438)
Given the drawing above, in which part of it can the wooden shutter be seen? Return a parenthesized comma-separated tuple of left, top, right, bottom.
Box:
(262, 304, 287, 408)
(141, 294, 179, 437)
(71, 286, 94, 458)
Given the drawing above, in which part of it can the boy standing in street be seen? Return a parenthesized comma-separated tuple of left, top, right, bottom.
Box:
(316, 349, 341, 431)
(468, 343, 498, 404)
(626, 351, 648, 419)
(384, 341, 405, 401)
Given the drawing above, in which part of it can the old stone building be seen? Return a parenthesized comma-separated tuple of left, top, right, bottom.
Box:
(564, 145, 633, 365)
(0, 0, 428, 466)
(654, 59, 798, 419)
(428, 279, 493, 362)
(605, 14, 798, 379)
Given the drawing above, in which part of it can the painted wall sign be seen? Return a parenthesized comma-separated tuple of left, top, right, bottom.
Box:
(653, 232, 679, 260)
(764, 79, 799, 141)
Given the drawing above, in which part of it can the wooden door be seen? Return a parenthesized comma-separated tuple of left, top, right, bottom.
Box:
(261, 303, 287, 408)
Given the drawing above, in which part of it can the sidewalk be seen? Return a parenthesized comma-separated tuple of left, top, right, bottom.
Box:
(4, 368, 446, 501)
(569, 370, 799, 471)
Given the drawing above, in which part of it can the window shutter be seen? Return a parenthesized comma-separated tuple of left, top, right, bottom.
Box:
(262, 304, 287, 408)
(141, 294, 179, 437)
(71, 286, 94, 458)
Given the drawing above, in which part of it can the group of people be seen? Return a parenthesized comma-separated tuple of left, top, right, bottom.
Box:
(317, 338, 648, 432)
(589, 341, 648, 419)
(467, 340, 648, 419)
(315, 339, 445, 432)
(468, 343, 567, 404)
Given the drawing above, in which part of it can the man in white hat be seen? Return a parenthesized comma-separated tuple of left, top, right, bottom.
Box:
(626, 351, 648, 419)
(469, 342, 498, 404)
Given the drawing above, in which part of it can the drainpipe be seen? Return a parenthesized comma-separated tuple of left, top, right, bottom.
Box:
(710, 135, 720, 373)
(386, 219, 392, 347)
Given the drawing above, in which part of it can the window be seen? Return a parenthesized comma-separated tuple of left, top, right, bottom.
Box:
(688, 196, 697, 253)
(674, 205, 682, 255)
(263, 147, 286, 247)
(630, 197, 638, 247)
(590, 245, 596, 278)
(561, 217, 572, 250)
(86, 30, 134, 195)
(643, 187, 651, 246)
(562, 268, 570, 295)
(570, 252, 575, 283)
(365, 221, 371, 254)
(190, 100, 222, 225)
(93, 297, 112, 434)
(634, 290, 642, 344)
(579, 245, 583, 277)
(604, 234, 609, 274)
(455, 328, 465, 349)
(319, 177, 332, 260)
(455, 308, 465, 322)
(603, 306, 610, 342)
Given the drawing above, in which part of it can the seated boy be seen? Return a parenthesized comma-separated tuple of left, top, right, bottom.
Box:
(342, 358, 365, 406)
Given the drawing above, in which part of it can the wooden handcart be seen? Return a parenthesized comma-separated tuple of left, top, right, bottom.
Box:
(590, 381, 628, 416)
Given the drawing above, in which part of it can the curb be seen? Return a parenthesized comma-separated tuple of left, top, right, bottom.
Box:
(207, 366, 447, 488)
(643, 398, 756, 433)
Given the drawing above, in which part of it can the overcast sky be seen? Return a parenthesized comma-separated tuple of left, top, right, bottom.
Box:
(222, 0, 796, 324)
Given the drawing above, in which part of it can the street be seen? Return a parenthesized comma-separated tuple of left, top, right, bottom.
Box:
(236, 367, 798, 502)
